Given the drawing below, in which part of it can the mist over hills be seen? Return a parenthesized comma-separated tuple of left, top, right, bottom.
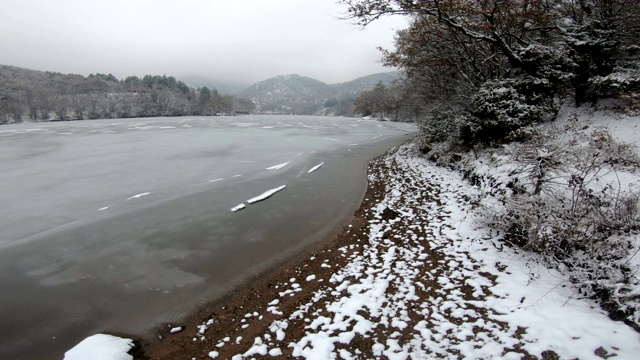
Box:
(237, 72, 399, 114)
(0, 64, 399, 122)
(179, 75, 250, 95)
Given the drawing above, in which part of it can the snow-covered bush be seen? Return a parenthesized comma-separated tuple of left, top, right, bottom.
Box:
(462, 77, 558, 144)
(591, 67, 640, 101)
(419, 104, 472, 145)
(518, 44, 576, 88)
(473, 117, 640, 329)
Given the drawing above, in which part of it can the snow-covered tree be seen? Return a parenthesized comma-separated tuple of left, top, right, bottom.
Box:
(341, 0, 640, 143)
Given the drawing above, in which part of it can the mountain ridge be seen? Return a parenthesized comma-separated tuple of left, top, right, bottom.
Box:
(238, 71, 400, 114)
(0, 64, 400, 118)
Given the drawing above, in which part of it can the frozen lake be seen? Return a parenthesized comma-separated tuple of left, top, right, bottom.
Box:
(0, 115, 415, 359)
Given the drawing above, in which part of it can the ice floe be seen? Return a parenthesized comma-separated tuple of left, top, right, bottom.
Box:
(307, 162, 324, 174)
(126, 192, 150, 200)
(266, 161, 291, 170)
(246, 185, 286, 204)
(231, 204, 246, 212)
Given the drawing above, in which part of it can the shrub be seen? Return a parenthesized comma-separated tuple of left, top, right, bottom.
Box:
(463, 77, 558, 144)
(479, 124, 640, 328)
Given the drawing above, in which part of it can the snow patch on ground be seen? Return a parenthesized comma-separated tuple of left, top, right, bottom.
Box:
(64, 334, 134, 360)
(169, 326, 184, 334)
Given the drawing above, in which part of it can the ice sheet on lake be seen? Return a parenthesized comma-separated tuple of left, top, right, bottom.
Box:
(247, 185, 286, 204)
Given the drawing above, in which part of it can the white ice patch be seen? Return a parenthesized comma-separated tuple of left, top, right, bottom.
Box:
(208, 178, 225, 183)
(307, 162, 324, 174)
(98, 206, 109, 211)
(64, 334, 134, 360)
(266, 161, 291, 170)
(230, 203, 246, 212)
(126, 192, 150, 200)
(247, 185, 286, 204)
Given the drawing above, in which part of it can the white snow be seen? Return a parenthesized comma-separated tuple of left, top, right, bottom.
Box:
(266, 161, 291, 170)
(64, 334, 134, 360)
(126, 192, 150, 200)
(98, 206, 109, 211)
(169, 326, 184, 334)
(230, 203, 246, 212)
(246, 185, 286, 204)
(307, 162, 324, 174)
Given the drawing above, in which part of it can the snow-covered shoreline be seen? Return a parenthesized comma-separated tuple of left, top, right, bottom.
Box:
(132, 138, 640, 359)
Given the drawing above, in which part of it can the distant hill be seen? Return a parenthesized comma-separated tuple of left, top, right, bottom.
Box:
(330, 72, 400, 98)
(0, 64, 400, 121)
(179, 74, 250, 95)
(238, 72, 400, 115)
(0, 65, 249, 123)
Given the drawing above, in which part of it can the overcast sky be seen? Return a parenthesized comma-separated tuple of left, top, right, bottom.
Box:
(0, 0, 406, 87)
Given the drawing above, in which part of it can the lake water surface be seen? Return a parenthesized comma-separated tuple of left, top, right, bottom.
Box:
(0, 115, 415, 359)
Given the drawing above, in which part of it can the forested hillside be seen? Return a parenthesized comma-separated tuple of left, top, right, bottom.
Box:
(0, 65, 255, 123)
(342, 0, 640, 329)
(237, 72, 398, 115)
